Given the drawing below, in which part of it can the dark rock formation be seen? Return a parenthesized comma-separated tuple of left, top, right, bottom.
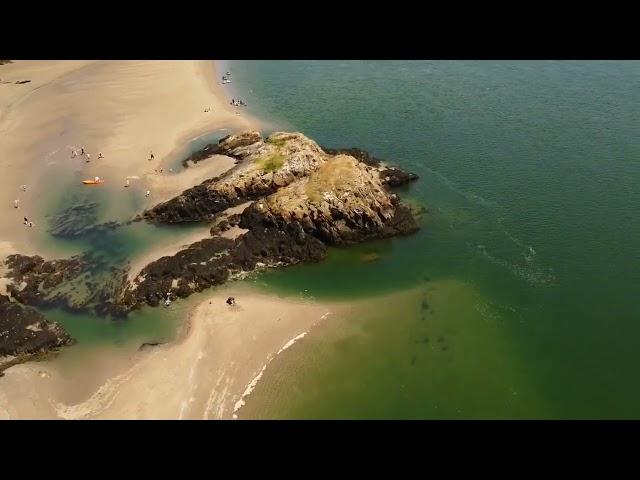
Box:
(120, 221, 326, 310)
(0, 294, 74, 370)
(182, 144, 220, 167)
(379, 166, 419, 187)
(3, 254, 88, 310)
(0, 60, 13, 65)
(322, 147, 384, 167)
(138, 341, 165, 351)
(179, 132, 264, 168)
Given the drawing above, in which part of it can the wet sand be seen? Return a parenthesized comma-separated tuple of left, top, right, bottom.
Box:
(0, 60, 256, 258)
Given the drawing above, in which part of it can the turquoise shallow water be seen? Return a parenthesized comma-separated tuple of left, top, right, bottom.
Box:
(231, 60, 640, 418)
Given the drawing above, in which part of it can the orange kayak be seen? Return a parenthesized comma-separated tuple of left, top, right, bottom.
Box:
(82, 179, 105, 185)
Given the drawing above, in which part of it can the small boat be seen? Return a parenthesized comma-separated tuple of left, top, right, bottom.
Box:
(82, 176, 105, 185)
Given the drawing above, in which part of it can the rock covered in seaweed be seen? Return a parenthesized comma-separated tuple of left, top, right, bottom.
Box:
(3, 254, 87, 308)
(0, 294, 74, 371)
(119, 221, 326, 309)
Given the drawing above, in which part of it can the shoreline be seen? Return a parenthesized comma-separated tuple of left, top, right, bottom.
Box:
(0, 60, 417, 419)
(0, 60, 335, 420)
(0, 60, 258, 261)
(0, 284, 336, 419)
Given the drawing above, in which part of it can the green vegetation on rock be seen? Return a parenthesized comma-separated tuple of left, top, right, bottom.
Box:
(256, 153, 285, 172)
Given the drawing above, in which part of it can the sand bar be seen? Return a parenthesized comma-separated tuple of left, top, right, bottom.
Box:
(0, 285, 334, 419)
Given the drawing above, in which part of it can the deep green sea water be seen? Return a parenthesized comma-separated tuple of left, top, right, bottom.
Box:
(228, 60, 640, 418)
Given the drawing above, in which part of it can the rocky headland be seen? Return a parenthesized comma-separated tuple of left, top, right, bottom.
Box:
(0, 130, 420, 357)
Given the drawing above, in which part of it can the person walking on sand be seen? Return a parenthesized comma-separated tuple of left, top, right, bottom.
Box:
(145, 190, 151, 197)
(23, 216, 29, 226)
(86, 153, 91, 162)
(81, 147, 85, 155)
(13, 199, 19, 209)
(20, 185, 27, 192)
(98, 152, 103, 159)
(71, 150, 77, 158)
(149, 151, 154, 161)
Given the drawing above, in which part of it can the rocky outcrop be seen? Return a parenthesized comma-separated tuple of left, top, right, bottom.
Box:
(3, 130, 421, 316)
(143, 131, 327, 223)
(0, 294, 74, 372)
(119, 221, 326, 310)
(322, 147, 419, 187)
(239, 155, 418, 245)
(4, 254, 87, 309)
(119, 138, 419, 310)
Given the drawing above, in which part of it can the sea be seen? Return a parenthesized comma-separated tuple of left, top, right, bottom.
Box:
(30, 60, 640, 419)
(229, 60, 640, 419)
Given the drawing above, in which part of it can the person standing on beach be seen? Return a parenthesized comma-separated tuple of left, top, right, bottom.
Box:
(149, 151, 154, 161)
(13, 199, 19, 209)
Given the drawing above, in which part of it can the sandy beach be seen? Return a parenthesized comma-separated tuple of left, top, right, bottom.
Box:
(0, 285, 334, 419)
(0, 60, 341, 420)
(0, 60, 413, 420)
(0, 60, 255, 258)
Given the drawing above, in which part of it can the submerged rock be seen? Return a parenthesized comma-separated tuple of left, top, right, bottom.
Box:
(4, 254, 87, 307)
(48, 201, 120, 238)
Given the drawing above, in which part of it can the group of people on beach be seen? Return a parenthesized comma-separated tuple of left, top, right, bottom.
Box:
(71, 146, 103, 163)
(13, 184, 34, 227)
(230, 99, 246, 107)
(222, 71, 231, 84)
